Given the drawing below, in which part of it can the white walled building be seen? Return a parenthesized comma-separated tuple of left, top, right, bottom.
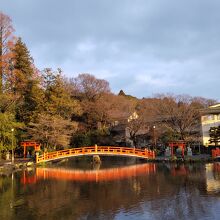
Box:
(201, 104, 220, 146)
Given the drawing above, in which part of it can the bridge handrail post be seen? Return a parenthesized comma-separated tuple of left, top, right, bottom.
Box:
(152, 150, 155, 159)
(36, 152, 38, 163)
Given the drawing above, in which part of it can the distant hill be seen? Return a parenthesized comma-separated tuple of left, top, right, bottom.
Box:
(118, 90, 137, 100)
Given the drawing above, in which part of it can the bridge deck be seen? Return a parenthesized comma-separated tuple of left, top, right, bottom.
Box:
(36, 146, 155, 163)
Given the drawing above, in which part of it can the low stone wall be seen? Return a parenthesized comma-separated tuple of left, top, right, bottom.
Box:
(0, 161, 35, 175)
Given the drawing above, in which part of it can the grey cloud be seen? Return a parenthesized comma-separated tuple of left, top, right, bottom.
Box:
(1, 0, 220, 100)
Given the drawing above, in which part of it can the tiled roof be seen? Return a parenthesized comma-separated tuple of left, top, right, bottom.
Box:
(200, 103, 220, 115)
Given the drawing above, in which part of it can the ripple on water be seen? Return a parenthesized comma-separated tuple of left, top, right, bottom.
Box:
(1, 162, 220, 219)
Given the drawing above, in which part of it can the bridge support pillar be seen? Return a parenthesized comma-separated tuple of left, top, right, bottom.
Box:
(93, 155, 101, 164)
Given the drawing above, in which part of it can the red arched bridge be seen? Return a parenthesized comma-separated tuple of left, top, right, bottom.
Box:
(36, 145, 155, 164)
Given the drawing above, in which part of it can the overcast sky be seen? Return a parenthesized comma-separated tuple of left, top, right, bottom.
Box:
(1, 0, 220, 100)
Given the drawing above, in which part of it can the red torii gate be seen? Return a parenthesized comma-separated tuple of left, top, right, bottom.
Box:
(20, 141, 41, 158)
(212, 148, 220, 159)
(168, 141, 186, 158)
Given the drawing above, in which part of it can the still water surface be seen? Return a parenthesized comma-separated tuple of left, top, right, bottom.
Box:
(1, 157, 220, 220)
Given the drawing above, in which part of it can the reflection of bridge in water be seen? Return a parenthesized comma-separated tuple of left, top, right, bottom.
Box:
(23, 163, 219, 185)
(36, 146, 155, 163)
(21, 163, 156, 184)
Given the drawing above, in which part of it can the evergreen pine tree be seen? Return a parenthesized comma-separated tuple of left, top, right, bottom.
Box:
(118, 89, 126, 96)
(12, 37, 43, 123)
(43, 68, 81, 120)
(11, 37, 34, 94)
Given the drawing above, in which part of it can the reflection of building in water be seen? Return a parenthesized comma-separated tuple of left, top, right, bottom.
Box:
(21, 163, 156, 184)
(205, 163, 220, 194)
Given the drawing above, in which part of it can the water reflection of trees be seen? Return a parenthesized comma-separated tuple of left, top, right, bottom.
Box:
(1, 163, 220, 219)
(0, 175, 14, 219)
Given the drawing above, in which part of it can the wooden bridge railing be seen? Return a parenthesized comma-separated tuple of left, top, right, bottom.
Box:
(36, 146, 155, 163)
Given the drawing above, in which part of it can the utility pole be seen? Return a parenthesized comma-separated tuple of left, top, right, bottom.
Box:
(11, 128, 14, 164)
(153, 125, 156, 150)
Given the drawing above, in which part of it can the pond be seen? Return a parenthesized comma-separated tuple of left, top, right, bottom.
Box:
(1, 157, 220, 220)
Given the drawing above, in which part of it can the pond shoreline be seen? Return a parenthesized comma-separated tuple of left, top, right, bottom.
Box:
(0, 159, 35, 175)
(0, 155, 219, 175)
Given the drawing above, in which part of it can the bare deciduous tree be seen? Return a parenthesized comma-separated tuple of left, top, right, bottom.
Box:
(28, 114, 78, 150)
(0, 12, 15, 93)
(70, 73, 111, 101)
(154, 95, 201, 141)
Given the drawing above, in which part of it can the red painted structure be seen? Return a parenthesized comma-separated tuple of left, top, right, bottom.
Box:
(168, 141, 186, 157)
(36, 146, 155, 163)
(212, 148, 220, 158)
(20, 141, 41, 158)
(21, 163, 156, 184)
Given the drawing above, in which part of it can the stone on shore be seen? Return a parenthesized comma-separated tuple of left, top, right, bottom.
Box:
(93, 155, 101, 164)
(26, 161, 34, 167)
